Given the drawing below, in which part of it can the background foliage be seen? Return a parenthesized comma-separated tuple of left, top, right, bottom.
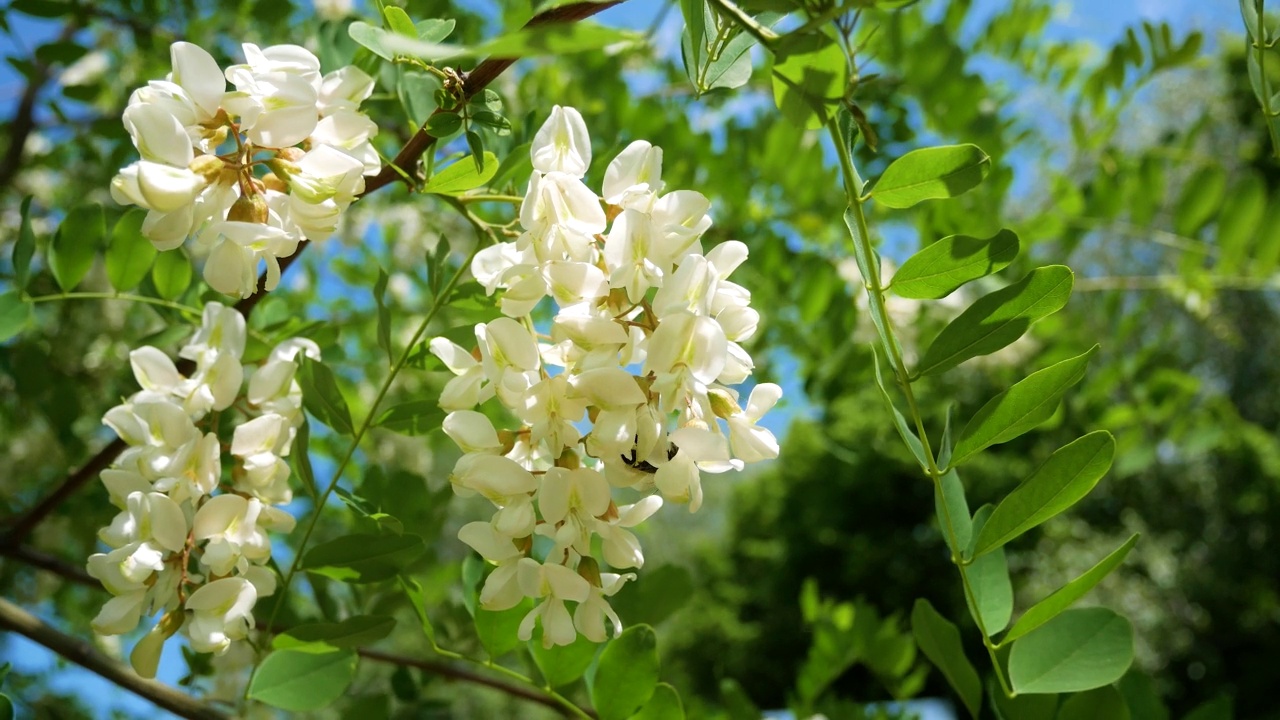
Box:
(0, 1, 1267, 718)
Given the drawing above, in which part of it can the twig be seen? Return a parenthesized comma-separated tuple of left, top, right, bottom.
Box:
(0, 0, 623, 552)
(358, 648, 596, 718)
(0, 544, 98, 587)
(0, 597, 229, 720)
(0, 24, 77, 193)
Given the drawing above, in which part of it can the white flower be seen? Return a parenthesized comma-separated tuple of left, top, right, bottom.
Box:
(111, 161, 206, 214)
(458, 521, 525, 612)
(595, 496, 661, 569)
(181, 302, 247, 364)
(442, 411, 504, 455)
(603, 140, 663, 208)
(429, 337, 492, 410)
(317, 66, 374, 116)
(573, 572, 633, 642)
(531, 105, 591, 177)
(99, 490, 188, 553)
(225, 44, 321, 148)
(92, 590, 148, 635)
(168, 42, 227, 122)
(202, 220, 299, 298)
(516, 558, 591, 648)
(537, 467, 611, 559)
(726, 384, 782, 462)
(184, 577, 257, 654)
(193, 494, 295, 575)
(450, 454, 537, 538)
(87, 542, 166, 596)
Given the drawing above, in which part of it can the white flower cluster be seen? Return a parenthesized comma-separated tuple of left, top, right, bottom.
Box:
(432, 107, 781, 647)
(88, 302, 318, 677)
(111, 41, 380, 298)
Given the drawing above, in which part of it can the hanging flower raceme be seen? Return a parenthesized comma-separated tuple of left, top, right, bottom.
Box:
(434, 106, 781, 648)
(88, 302, 316, 677)
(111, 41, 380, 298)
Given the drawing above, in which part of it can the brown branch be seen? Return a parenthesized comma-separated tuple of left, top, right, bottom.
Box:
(0, 24, 78, 193)
(0, 544, 98, 587)
(0, 552, 595, 718)
(358, 648, 596, 718)
(0, 0, 624, 549)
(0, 597, 230, 720)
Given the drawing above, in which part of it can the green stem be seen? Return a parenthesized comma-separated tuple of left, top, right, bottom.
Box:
(1252, 0, 1280, 158)
(828, 118, 1016, 699)
(27, 292, 202, 316)
(456, 193, 524, 205)
(706, 0, 777, 48)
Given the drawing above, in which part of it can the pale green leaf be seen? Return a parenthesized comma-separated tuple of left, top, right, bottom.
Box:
(383, 5, 416, 37)
(1173, 165, 1226, 237)
(951, 345, 1099, 466)
(592, 624, 659, 720)
(967, 545, 1013, 634)
(771, 37, 846, 128)
(421, 152, 499, 195)
(247, 649, 357, 712)
(476, 603, 530, 659)
(632, 683, 685, 720)
(1003, 534, 1139, 645)
(1008, 607, 1134, 694)
(529, 633, 599, 688)
(891, 229, 1020, 299)
(916, 266, 1074, 377)
(873, 354, 929, 471)
(972, 431, 1115, 557)
(151, 249, 192, 301)
(870, 145, 991, 209)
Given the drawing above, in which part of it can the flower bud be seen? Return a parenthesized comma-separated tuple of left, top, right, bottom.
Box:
(576, 556, 602, 587)
(277, 147, 305, 163)
(129, 610, 183, 678)
(707, 387, 740, 419)
(188, 155, 225, 184)
(261, 172, 288, 193)
(227, 192, 268, 224)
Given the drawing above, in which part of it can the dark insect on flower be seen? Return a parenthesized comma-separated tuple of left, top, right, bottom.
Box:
(620, 436, 679, 474)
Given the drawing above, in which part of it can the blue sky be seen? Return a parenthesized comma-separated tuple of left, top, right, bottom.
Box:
(0, 1, 1243, 717)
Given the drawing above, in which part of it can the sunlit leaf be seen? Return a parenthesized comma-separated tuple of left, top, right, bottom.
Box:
(1003, 534, 1139, 645)
(870, 145, 991, 209)
(891, 229, 1020, 299)
(1008, 607, 1134, 694)
(592, 624, 660, 720)
(247, 649, 357, 712)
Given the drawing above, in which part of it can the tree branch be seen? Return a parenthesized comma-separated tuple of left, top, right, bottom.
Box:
(0, 597, 229, 720)
(0, 0, 624, 549)
(0, 24, 78, 194)
(0, 544, 98, 587)
(357, 648, 596, 718)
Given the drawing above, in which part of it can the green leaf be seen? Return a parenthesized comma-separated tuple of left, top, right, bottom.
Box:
(0, 693, 12, 720)
(426, 112, 463, 138)
(1173, 165, 1227, 237)
(844, 209, 904, 363)
(873, 354, 929, 471)
(398, 71, 442, 128)
(398, 575, 438, 645)
(870, 145, 991, 209)
(349, 21, 394, 60)
(476, 603, 529, 659)
(49, 203, 104, 292)
(891, 230, 1020, 299)
(967, 544, 1013, 634)
(770, 37, 846, 128)
(297, 358, 354, 435)
(935, 466, 972, 557)
(951, 345, 1099, 466)
(591, 624, 660, 720)
(151, 249, 192, 301)
(273, 615, 396, 653)
(105, 209, 156, 292)
(916, 266, 1074, 377)
(632, 683, 685, 720)
(1056, 685, 1130, 720)
(0, 292, 33, 343)
(1241, 0, 1262, 39)
(290, 420, 318, 500)
(699, 29, 757, 92)
(14, 196, 36, 290)
(1215, 172, 1266, 276)
(247, 649, 357, 711)
(383, 5, 417, 37)
(607, 564, 693, 627)
(529, 632, 599, 687)
(971, 432, 1116, 557)
(911, 599, 982, 718)
(374, 268, 392, 365)
(466, 130, 486, 172)
(490, 143, 533, 191)
(421, 152, 498, 194)
(301, 533, 425, 583)
(1003, 534, 1139, 645)
(375, 400, 445, 435)
(1008, 607, 1134, 694)
(1116, 671, 1168, 720)
(416, 18, 456, 43)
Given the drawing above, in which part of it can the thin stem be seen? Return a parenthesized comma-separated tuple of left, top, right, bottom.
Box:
(27, 292, 203, 316)
(456, 194, 524, 205)
(828, 119, 1016, 698)
(1250, 0, 1280, 158)
(706, 0, 777, 48)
